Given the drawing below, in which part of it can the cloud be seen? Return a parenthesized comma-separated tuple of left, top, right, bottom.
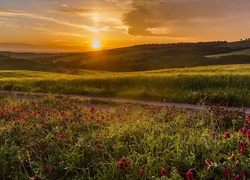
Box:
(29, 26, 86, 37)
(0, 17, 19, 28)
(0, 7, 25, 14)
(123, 0, 250, 36)
(0, 7, 109, 33)
(55, 7, 92, 15)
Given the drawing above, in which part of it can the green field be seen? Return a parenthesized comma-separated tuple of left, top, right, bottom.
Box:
(0, 54, 56, 72)
(207, 49, 250, 58)
(1, 64, 250, 107)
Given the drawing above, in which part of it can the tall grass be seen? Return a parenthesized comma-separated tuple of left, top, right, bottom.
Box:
(1, 64, 250, 106)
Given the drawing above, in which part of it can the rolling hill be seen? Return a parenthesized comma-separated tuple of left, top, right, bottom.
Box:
(1, 40, 250, 72)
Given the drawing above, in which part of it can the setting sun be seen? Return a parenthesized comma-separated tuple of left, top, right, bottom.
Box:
(91, 40, 101, 49)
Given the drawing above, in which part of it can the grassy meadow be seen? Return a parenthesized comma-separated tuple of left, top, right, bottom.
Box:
(1, 64, 250, 107)
(0, 94, 249, 179)
(2, 41, 250, 179)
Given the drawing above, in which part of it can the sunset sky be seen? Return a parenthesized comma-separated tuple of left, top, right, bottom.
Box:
(1, 0, 250, 52)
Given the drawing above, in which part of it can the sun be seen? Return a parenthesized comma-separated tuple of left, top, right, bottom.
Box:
(91, 39, 101, 49)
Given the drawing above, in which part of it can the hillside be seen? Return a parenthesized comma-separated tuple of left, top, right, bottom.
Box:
(1, 40, 250, 72)
(0, 54, 56, 72)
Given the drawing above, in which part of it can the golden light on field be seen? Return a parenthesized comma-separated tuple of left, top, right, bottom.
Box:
(91, 40, 101, 49)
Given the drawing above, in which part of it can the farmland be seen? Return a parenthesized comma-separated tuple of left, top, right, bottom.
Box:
(2, 64, 250, 107)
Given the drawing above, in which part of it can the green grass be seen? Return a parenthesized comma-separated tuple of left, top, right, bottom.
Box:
(0, 56, 56, 72)
(207, 49, 250, 58)
(2, 64, 250, 107)
(0, 95, 249, 179)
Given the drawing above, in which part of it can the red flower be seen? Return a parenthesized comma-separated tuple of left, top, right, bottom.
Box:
(205, 158, 213, 166)
(90, 106, 95, 113)
(242, 171, 248, 179)
(186, 171, 193, 180)
(225, 168, 232, 179)
(225, 132, 230, 138)
(160, 168, 168, 176)
(229, 154, 235, 161)
(139, 170, 144, 177)
(239, 127, 246, 134)
(118, 160, 125, 171)
(235, 161, 241, 167)
(234, 175, 240, 180)
(246, 129, 250, 140)
(45, 166, 52, 175)
(117, 158, 131, 172)
(238, 141, 248, 155)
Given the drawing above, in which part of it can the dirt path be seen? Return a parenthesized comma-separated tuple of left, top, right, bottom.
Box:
(1, 90, 250, 114)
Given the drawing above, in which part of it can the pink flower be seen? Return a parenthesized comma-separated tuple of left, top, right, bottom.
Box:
(160, 168, 168, 176)
(186, 171, 194, 180)
(225, 132, 230, 138)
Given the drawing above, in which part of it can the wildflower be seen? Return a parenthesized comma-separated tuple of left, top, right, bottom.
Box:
(235, 161, 241, 167)
(45, 166, 52, 175)
(160, 168, 168, 176)
(212, 133, 218, 141)
(239, 127, 246, 134)
(95, 139, 100, 148)
(242, 171, 248, 179)
(246, 129, 250, 140)
(90, 106, 95, 113)
(205, 158, 213, 166)
(186, 171, 193, 180)
(118, 159, 125, 171)
(234, 175, 240, 180)
(238, 141, 248, 155)
(225, 168, 232, 179)
(139, 170, 144, 177)
(225, 132, 230, 138)
(229, 154, 235, 161)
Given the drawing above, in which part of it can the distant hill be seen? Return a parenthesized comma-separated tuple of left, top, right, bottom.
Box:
(1, 40, 250, 72)
(0, 54, 56, 72)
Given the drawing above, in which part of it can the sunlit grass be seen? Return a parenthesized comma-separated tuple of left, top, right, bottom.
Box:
(2, 64, 250, 106)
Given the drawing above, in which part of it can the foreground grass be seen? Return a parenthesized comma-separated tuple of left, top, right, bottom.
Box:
(0, 95, 249, 179)
(2, 64, 250, 106)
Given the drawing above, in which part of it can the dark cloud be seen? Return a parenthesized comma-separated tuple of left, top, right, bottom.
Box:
(123, 0, 250, 36)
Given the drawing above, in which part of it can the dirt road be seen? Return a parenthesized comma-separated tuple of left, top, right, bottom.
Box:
(1, 90, 250, 114)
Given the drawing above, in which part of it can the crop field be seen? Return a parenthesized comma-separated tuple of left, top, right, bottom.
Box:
(1, 64, 250, 107)
(0, 94, 249, 179)
(207, 49, 250, 58)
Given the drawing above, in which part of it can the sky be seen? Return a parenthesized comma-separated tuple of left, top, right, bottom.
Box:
(0, 0, 250, 52)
